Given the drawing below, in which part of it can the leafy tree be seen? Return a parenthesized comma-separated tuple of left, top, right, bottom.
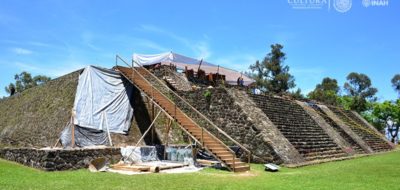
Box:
(5, 71, 51, 95)
(290, 88, 305, 99)
(392, 74, 400, 96)
(338, 96, 353, 110)
(343, 72, 378, 112)
(308, 77, 340, 105)
(249, 44, 295, 94)
(367, 100, 400, 143)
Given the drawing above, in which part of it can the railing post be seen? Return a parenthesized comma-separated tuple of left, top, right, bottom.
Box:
(233, 154, 235, 172)
(132, 60, 135, 79)
(201, 127, 204, 147)
(174, 104, 177, 121)
(248, 153, 251, 164)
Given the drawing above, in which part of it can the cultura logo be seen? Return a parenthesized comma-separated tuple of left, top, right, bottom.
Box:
(287, 0, 329, 9)
(288, 0, 353, 13)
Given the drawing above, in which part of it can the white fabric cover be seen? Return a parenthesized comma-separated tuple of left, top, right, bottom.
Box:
(133, 52, 254, 86)
(73, 66, 134, 134)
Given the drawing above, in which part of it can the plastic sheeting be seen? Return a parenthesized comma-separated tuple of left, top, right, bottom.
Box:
(165, 147, 193, 162)
(73, 66, 134, 134)
(121, 146, 159, 164)
(60, 120, 109, 148)
(132, 52, 255, 86)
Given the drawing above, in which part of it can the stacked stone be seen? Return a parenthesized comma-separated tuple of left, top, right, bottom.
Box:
(0, 148, 121, 171)
(249, 94, 347, 161)
(178, 88, 280, 163)
(329, 107, 392, 152)
(152, 66, 192, 91)
(312, 106, 365, 153)
(137, 69, 278, 163)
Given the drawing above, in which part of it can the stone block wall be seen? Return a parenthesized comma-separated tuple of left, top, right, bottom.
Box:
(311, 105, 365, 153)
(249, 94, 347, 161)
(328, 106, 393, 152)
(0, 148, 121, 171)
(178, 88, 280, 163)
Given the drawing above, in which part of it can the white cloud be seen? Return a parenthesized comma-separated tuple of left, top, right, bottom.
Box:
(81, 31, 101, 51)
(212, 54, 258, 72)
(12, 47, 33, 55)
(193, 41, 211, 60)
(15, 61, 85, 77)
(134, 38, 169, 52)
(140, 24, 191, 46)
(139, 24, 212, 59)
(28, 41, 53, 47)
(290, 67, 325, 82)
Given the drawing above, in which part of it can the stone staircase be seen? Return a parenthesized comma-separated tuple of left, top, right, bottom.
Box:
(249, 94, 347, 161)
(153, 66, 192, 91)
(328, 106, 392, 152)
(115, 65, 250, 172)
(178, 87, 284, 163)
(310, 105, 365, 154)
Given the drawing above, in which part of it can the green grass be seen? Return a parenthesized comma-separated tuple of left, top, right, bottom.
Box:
(1, 150, 400, 190)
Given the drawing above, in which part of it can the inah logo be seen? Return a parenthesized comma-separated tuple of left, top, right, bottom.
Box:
(362, 0, 389, 7)
(333, 0, 352, 13)
(362, 0, 371, 7)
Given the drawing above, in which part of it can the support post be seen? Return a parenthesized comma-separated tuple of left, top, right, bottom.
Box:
(151, 102, 155, 144)
(201, 127, 204, 147)
(174, 104, 177, 120)
(71, 116, 75, 148)
(104, 112, 113, 147)
(233, 154, 235, 172)
(163, 119, 173, 160)
(134, 110, 162, 147)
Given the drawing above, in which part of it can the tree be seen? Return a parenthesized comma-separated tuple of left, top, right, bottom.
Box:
(343, 72, 378, 112)
(368, 100, 400, 143)
(392, 74, 400, 96)
(290, 88, 305, 99)
(249, 44, 295, 94)
(308, 77, 340, 105)
(5, 71, 51, 95)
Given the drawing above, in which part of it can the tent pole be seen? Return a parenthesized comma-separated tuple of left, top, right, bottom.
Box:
(197, 58, 203, 72)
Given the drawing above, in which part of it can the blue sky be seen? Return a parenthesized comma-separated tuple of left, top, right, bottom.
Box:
(1, 0, 399, 100)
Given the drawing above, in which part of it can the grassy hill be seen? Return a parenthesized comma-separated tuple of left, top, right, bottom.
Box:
(0, 71, 80, 147)
(0, 148, 399, 190)
(0, 69, 185, 148)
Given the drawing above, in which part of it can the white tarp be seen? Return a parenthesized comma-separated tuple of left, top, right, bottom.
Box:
(132, 52, 254, 86)
(73, 66, 134, 134)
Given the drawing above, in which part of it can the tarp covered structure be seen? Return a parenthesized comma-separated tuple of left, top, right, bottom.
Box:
(73, 66, 134, 134)
(133, 52, 254, 86)
(61, 66, 135, 147)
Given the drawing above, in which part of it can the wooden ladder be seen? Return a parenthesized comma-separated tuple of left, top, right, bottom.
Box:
(115, 63, 250, 172)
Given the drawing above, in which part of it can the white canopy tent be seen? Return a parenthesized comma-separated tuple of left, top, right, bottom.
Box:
(132, 52, 254, 86)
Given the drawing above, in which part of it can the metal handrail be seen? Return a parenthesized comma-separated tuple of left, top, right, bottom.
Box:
(115, 55, 251, 161)
(115, 59, 236, 171)
(132, 59, 251, 155)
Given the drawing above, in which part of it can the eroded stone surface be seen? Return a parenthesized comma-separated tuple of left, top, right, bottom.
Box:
(0, 147, 121, 171)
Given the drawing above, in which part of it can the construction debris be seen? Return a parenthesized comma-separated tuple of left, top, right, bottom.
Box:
(88, 157, 108, 172)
